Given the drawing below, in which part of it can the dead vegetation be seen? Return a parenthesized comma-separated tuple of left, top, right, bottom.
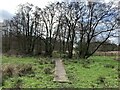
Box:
(2, 64, 33, 79)
(95, 51, 120, 56)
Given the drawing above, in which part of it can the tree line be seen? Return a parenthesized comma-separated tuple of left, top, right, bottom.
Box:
(2, 1, 119, 59)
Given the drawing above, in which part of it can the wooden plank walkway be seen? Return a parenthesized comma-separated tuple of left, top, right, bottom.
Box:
(53, 58, 69, 82)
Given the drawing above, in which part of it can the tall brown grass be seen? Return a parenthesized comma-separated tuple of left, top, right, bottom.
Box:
(95, 51, 120, 56)
(2, 64, 33, 79)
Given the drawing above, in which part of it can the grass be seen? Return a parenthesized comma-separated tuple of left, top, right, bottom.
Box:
(1, 55, 119, 88)
(2, 56, 57, 88)
(63, 56, 119, 88)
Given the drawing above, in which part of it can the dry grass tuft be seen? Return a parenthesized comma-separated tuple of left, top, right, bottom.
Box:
(2, 64, 33, 78)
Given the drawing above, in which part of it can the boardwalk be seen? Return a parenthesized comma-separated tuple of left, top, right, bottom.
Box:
(53, 58, 69, 82)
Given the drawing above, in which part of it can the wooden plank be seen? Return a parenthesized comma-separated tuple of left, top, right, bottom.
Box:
(53, 58, 69, 82)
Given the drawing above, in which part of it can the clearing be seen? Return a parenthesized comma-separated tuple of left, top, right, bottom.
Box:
(1, 55, 119, 88)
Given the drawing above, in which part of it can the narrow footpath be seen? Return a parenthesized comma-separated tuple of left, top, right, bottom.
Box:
(53, 58, 69, 82)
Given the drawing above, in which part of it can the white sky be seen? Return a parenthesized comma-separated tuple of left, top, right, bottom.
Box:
(0, 0, 114, 14)
(0, 0, 58, 14)
(0, 0, 63, 21)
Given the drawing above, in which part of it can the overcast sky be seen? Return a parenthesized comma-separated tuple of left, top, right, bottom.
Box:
(0, 0, 56, 21)
(0, 0, 117, 22)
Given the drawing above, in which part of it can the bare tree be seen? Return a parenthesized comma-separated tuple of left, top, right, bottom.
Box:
(2, 1, 119, 59)
(40, 3, 60, 57)
(77, 1, 119, 58)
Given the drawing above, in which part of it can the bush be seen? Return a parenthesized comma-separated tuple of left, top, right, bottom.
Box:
(43, 67, 52, 74)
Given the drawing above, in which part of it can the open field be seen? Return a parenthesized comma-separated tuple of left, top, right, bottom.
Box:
(1, 55, 119, 88)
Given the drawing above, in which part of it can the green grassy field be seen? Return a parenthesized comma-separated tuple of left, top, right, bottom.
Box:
(1, 55, 119, 88)
(63, 56, 119, 88)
